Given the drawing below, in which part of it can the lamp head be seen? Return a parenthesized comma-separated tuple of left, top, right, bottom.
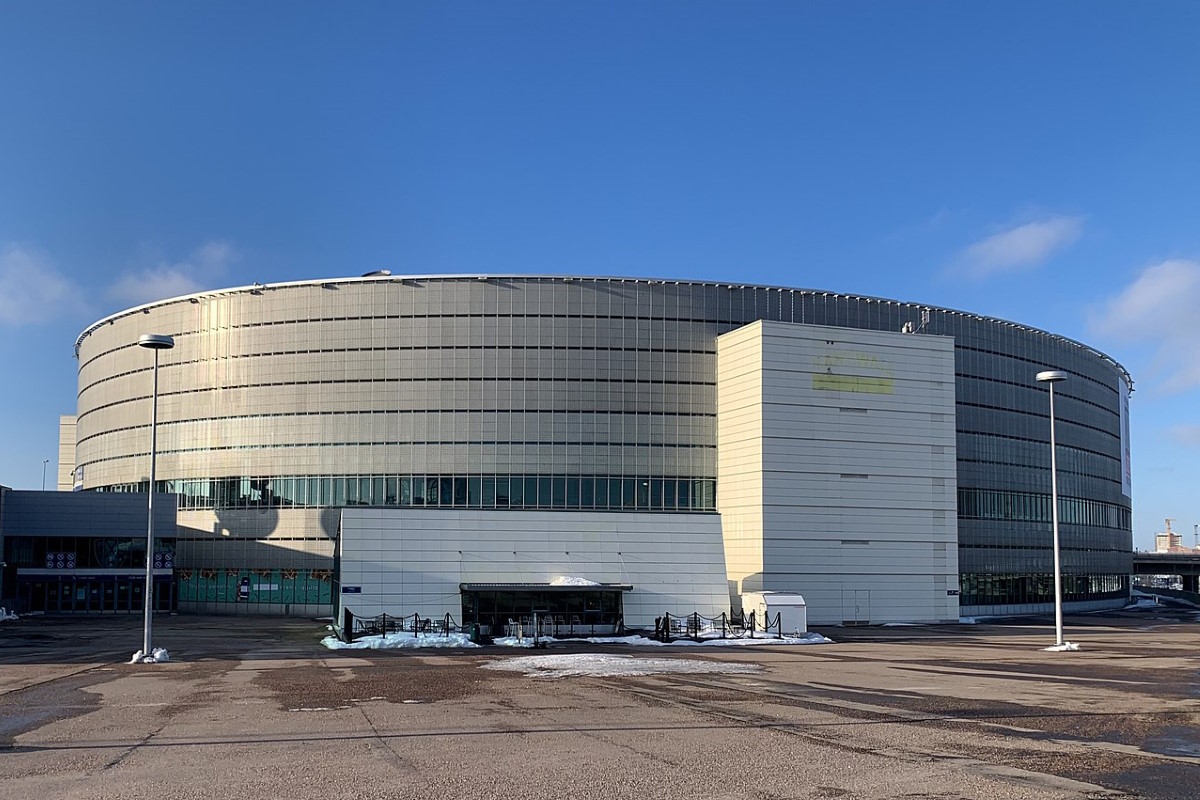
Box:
(137, 334, 175, 350)
(1036, 370, 1068, 384)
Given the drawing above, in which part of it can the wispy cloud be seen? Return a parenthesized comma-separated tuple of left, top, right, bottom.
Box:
(107, 241, 238, 307)
(0, 243, 89, 326)
(1090, 259, 1200, 393)
(1167, 423, 1200, 448)
(954, 215, 1084, 279)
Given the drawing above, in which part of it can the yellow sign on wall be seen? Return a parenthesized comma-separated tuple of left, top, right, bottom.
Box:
(813, 352, 894, 394)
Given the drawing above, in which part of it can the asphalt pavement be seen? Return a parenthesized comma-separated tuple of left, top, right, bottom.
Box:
(1, 607, 1198, 799)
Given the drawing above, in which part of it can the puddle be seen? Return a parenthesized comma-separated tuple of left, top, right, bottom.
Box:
(1143, 726, 1200, 758)
(0, 675, 105, 746)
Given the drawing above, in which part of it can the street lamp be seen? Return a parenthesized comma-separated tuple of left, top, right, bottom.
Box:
(41, 459, 49, 491)
(137, 333, 174, 662)
(1036, 369, 1072, 650)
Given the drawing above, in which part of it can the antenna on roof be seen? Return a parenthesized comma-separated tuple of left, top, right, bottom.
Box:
(901, 309, 932, 334)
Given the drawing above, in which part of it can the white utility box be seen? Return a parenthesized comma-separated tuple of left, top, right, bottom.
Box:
(741, 591, 807, 635)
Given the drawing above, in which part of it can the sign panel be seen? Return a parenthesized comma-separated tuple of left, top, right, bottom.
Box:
(1119, 376, 1132, 498)
(341, 586, 362, 594)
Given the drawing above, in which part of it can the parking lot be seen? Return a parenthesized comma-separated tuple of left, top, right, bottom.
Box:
(1, 606, 1198, 799)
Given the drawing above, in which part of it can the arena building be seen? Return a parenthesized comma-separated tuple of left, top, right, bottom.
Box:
(55, 275, 1132, 628)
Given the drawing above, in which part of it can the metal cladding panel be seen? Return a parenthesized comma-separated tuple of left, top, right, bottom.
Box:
(71, 276, 1132, 614)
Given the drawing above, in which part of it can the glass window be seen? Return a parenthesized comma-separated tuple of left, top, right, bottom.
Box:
(636, 480, 650, 509)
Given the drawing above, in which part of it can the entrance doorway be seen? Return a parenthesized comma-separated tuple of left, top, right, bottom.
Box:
(842, 588, 871, 626)
(15, 575, 176, 614)
(460, 583, 631, 636)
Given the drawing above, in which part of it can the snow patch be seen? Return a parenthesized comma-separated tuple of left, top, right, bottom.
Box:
(1042, 641, 1081, 652)
(493, 635, 559, 648)
(550, 576, 601, 587)
(130, 648, 170, 664)
(321, 632, 480, 650)
(289, 706, 348, 712)
(0, 607, 17, 622)
(484, 653, 762, 678)
(322, 631, 830, 651)
(599, 632, 830, 647)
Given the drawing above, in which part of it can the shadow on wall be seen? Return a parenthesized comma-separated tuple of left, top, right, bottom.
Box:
(174, 507, 341, 614)
(211, 504, 343, 539)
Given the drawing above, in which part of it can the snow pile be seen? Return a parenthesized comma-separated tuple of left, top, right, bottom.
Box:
(0, 607, 18, 622)
(492, 635, 559, 648)
(322, 632, 480, 650)
(322, 630, 830, 651)
(550, 576, 601, 587)
(130, 648, 170, 664)
(1123, 597, 1160, 609)
(484, 653, 762, 678)
(600, 632, 829, 647)
(1042, 641, 1081, 652)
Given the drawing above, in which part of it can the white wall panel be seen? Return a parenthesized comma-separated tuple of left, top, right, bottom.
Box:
(718, 321, 960, 625)
(338, 509, 729, 628)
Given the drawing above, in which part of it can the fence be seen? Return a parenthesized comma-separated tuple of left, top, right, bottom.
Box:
(652, 610, 782, 642)
(502, 613, 625, 640)
(340, 609, 464, 642)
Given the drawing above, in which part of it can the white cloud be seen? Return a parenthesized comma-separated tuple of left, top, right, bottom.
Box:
(955, 215, 1084, 279)
(0, 243, 88, 326)
(107, 241, 238, 307)
(1090, 259, 1200, 393)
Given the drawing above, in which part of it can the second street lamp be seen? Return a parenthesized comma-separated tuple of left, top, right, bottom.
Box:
(136, 333, 174, 663)
(1036, 369, 1074, 651)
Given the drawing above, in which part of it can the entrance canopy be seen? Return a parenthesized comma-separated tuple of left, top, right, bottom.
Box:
(459, 582, 633, 592)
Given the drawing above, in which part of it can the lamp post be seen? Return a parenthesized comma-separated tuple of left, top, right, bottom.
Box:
(41, 459, 49, 491)
(1036, 370, 1069, 649)
(138, 333, 174, 661)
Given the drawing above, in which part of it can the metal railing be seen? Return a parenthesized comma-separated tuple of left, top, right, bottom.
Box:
(653, 610, 782, 642)
(340, 609, 464, 642)
(501, 613, 625, 640)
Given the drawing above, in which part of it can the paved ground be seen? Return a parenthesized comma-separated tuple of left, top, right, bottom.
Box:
(1, 606, 1198, 800)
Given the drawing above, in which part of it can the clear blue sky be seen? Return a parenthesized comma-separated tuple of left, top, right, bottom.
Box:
(1, 2, 1197, 549)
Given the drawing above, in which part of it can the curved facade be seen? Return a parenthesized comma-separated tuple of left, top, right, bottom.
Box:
(73, 275, 1133, 617)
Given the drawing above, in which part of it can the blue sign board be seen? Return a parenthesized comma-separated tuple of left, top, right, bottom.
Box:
(341, 586, 362, 594)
